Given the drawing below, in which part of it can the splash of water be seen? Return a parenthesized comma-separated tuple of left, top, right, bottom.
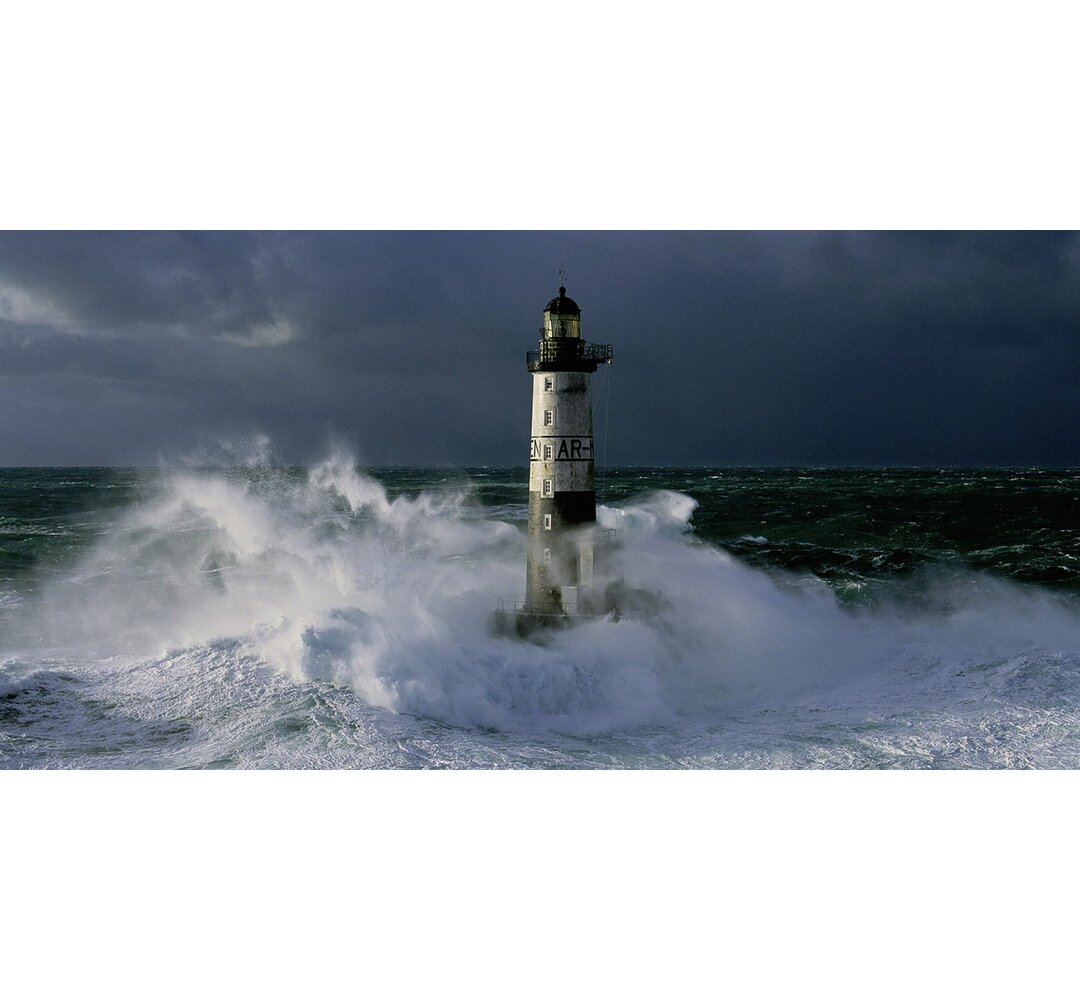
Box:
(7, 449, 1080, 742)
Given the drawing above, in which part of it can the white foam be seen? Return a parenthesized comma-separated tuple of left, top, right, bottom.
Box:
(6, 449, 1080, 743)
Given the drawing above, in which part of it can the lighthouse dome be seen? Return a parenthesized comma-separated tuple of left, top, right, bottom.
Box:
(544, 286, 580, 316)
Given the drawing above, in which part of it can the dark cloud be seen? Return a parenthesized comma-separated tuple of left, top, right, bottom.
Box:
(1, 231, 1078, 466)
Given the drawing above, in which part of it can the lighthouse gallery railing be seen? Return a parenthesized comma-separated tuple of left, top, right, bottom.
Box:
(526, 339, 613, 372)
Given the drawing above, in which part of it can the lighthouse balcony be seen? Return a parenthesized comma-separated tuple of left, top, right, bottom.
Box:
(527, 339, 613, 373)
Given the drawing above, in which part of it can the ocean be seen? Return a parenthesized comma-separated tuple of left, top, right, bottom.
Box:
(2, 460, 1080, 768)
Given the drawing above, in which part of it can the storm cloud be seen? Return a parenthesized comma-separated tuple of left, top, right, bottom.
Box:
(1, 231, 1077, 466)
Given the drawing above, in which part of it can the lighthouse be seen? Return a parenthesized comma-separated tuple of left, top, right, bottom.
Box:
(523, 286, 613, 617)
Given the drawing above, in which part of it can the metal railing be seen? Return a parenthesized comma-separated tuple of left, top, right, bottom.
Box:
(495, 595, 625, 621)
(527, 339, 613, 372)
(496, 597, 569, 617)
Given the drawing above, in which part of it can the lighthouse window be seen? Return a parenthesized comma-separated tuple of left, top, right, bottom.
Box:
(543, 444, 553, 460)
(543, 513, 552, 530)
(544, 377, 553, 391)
(543, 409, 553, 426)
(542, 548, 552, 563)
(542, 478, 553, 497)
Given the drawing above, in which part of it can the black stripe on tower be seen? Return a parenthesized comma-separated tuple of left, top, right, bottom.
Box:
(528, 491, 596, 533)
(553, 490, 596, 525)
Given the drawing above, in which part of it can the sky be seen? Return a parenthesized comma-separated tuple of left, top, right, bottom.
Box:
(0, 230, 1078, 467)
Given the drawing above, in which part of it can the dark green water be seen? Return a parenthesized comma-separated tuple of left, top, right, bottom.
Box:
(5, 466, 1077, 602)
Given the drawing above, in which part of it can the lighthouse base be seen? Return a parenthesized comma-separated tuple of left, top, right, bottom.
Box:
(492, 605, 620, 640)
(491, 579, 664, 640)
(492, 584, 614, 639)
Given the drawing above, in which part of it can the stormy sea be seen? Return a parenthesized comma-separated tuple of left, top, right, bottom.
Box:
(3, 456, 1080, 769)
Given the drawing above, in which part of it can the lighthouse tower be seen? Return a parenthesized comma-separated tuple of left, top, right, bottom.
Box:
(524, 286, 613, 616)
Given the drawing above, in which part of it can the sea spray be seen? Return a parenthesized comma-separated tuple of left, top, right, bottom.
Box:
(3, 458, 1080, 766)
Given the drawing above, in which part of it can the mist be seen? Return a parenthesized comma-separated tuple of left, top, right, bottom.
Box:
(7, 447, 1080, 753)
